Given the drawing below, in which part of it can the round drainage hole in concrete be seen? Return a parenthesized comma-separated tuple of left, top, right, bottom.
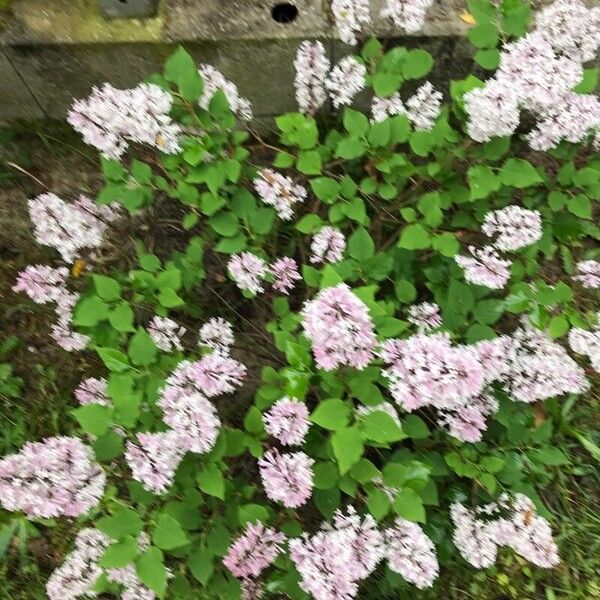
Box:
(272, 3, 298, 23)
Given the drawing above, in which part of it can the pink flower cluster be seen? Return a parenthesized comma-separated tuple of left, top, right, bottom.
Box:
(451, 494, 560, 569)
(407, 301, 442, 331)
(326, 56, 367, 109)
(258, 448, 314, 508)
(198, 64, 253, 121)
(310, 226, 346, 264)
(573, 259, 600, 289)
(569, 317, 600, 372)
(228, 252, 302, 296)
(301, 283, 377, 370)
(28, 193, 121, 263)
(464, 0, 600, 150)
(148, 316, 186, 352)
(262, 397, 310, 446)
(254, 169, 307, 221)
(199, 317, 235, 354)
(381, 0, 435, 34)
(269, 257, 302, 295)
(0, 436, 105, 518)
(456, 206, 542, 289)
(380, 333, 509, 442)
(331, 0, 370, 45)
(126, 349, 246, 493)
(74, 377, 109, 406)
(294, 41, 331, 114)
(69, 82, 182, 159)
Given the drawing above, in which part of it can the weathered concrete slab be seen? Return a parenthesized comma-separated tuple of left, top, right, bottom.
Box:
(0, 50, 44, 119)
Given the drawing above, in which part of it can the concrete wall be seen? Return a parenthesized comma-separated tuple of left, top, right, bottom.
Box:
(0, 0, 548, 121)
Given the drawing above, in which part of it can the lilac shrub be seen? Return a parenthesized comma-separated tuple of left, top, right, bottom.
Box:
(4, 0, 600, 598)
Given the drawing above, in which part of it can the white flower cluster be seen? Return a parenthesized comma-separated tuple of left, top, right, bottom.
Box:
(569, 315, 600, 372)
(294, 41, 331, 114)
(381, 0, 435, 34)
(254, 168, 307, 220)
(198, 64, 253, 121)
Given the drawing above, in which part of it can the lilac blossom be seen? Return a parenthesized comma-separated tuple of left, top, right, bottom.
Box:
(450, 502, 499, 568)
(310, 226, 346, 264)
(223, 522, 286, 579)
(27, 193, 120, 263)
(301, 284, 377, 370)
(241, 579, 263, 600)
(46, 528, 110, 600)
(381, 0, 435, 34)
(0, 436, 105, 518)
(371, 93, 406, 123)
(438, 393, 499, 443)
(573, 260, 600, 289)
(227, 252, 268, 294)
(68, 82, 181, 159)
(407, 302, 442, 331)
(294, 41, 331, 114)
(125, 431, 185, 494)
(326, 57, 367, 109)
(254, 169, 307, 221)
(198, 64, 252, 121)
(263, 397, 310, 445)
(148, 316, 186, 352)
(12, 265, 68, 304)
(406, 82, 443, 130)
(455, 246, 512, 289)
(269, 257, 301, 295)
(258, 448, 314, 508)
(190, 352, 247, 397)
(74, 377, 109, 406)
(569, 321, 600, 372)
(331, 0, 370, 45)
(482, 206, 543, 251)
(199, 317, 234, 354)
(385, 518, 439, 589)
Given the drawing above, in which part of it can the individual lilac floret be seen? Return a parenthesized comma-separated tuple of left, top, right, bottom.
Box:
(407, 302, 442, 331)
(227, 252, 268, 295)
(254, 169, 307, 221)
(223, 522, 286, 579)
(294, 41, 331, 114)
(198, 64, 253, 121)
(536, 0, 600, 62)
(503, 320, 589, 403)
(269, 257, 302, 295)
(569, 321, 600, 372)
(46, 528, 110, 600)
(263, 397, 310, 446)
(371, 93, 406, 123)
(125, 431, 185, 494)
(27, 193, 120, 263)
(199, 317, 234, 354)
(385, 518, 439, 589)
(406, 82, 443, 131)
(310, 226, 346, 264)
(380, 0, 435, 34)
(148, 316, 186, 352)
(50, 292, 90, 352)
(258, 448, 314, 508)
(573, 260, 600, 289)
(74, 377, 109, 406)
(331, 0, 370, 45)
(482, 206, 543, 252)
(455, 246, 512, 289)
(0, 436, 105, 518)
(301, 283, 377, 370)
(12, 265, 69, 304)
(68, 82, 181, 159)
(325, 57, 367, 109)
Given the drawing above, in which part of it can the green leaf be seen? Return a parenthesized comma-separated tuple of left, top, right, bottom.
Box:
(128, 329, 158, 366)
(93, 431, 124, 462)
(383, 461, 429, 489)
(499, 159, 542, 188)
(467, 22, 499, 48)
(97, 508, 143, 539)
(310, 177, 340, 203)
(474, 48, 500, 70)
(468, 165, 500, 199)
(164, 47, 203, 102)
(297, 150, 322, 175)
(393, 487, 426, 522)
(549, 314, 569, 339)
(93, 275, 121, 301)
(137, 547, 168, 598)
(574, 68, 598, 94)
(361, 411, 405, 443)
(238, 504, 270, 526)
(331, 427, 364, 475)
(158, 288, 185, 308)
(409, 131, 435, 156)
(398, 224, 431, 249)
(433, 233, 460, 257)
(152, 513, 189, 550)
(532, 447, 569, 466)
(335, 138, 366, 160)
(295, 214, 323, 234)
(367, 120, 391, 147)
(188, 545, 214, 585)
(395, 279, 417, 303)
(313, 487, 341, 520)
(343, 108, 370, 137)
(100, 536, 139, 568)
(347, 227, 375, 260)
(71, 404, 111, 437)
(313, 461, 339, 489)
(367, 487, 391, 520)
(96, 347, 130, 373)
(567, 194, 592, 219)
(373, 72, 402, 96)
(109, 302, 136, 332)
(311, 399, 351, 431)
(390, 115, 410, 143)
(197, 464, 225, 499)
(349, 458, 380, 483)
(73, 296, 109, 327)
(402, 50, 433, 79)
(208, 211, 240, 237)
(403, 415, 430, 439)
